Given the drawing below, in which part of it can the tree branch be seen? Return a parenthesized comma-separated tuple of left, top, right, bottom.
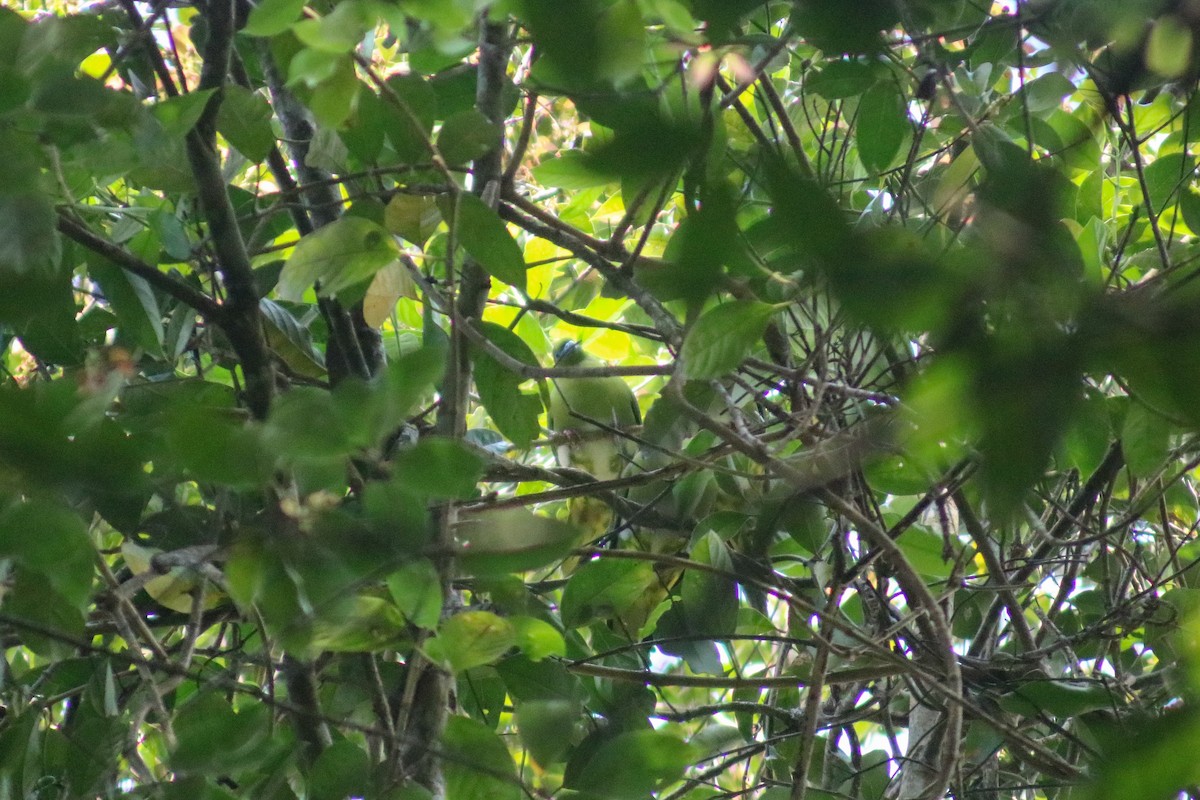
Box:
(56, 213, 222, 319)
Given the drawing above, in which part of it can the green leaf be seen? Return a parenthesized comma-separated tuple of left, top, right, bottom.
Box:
(382, 73, 438, 162)
(309, 740, 371, 800)
(293, 0, 370, 54)
(1143, 152, 1193, 212)
(386, 559, 443, 629)
(259, 298, 327, 378)
(455, 509, 578, 575)
(561, 558, 658, 627)
(28, 72, 113, 117)
(1083, 706, 1200, 800)
(681, 300, 777, 379)
(443, 716, 521, 800)
(996, 679, 1118, 718)
(263, 386, 353, 458)
(896, 526, 953, 580)
(1180, 187, 1200, 235)
(806, 61, 877, 99)
(312, 594, 410, 652)
(3, 571, 85, 659)
(150, 89, 216, 138)
(286, 46, 342, 87)
(308, 57, 359, 127)
(516, 699, 577, 766)
(437, 109, 502, 166)
(510, 616, 566, 660)
(678, 532, 738, 633)
(391, 436, 484, 499)
(172, 693, 272, 774)
(277, 216, 398, 301)
(0, 500, 92, 610)
(429, 610, 516, 673)
(384, 194, 441, 246)
(572, 730, 695, 800)
(241, 0, 309, 37)
(0, 270, 82, 364)
(0, 189, 60, 275)
(89, 258, 164, 357)
(1013, 72, 1076, 114)
(532, 150, 614, 189)
(1122, 401, 1171, 478)
(1146, 15, 1194, 79)
(216, 84, 274, 162)
(471, 321, 543, 448)
(793, 0, 896, 54)
(164, 407, 271, 488)
(857, 80, 907, 173)
(448, 193, 527, 290)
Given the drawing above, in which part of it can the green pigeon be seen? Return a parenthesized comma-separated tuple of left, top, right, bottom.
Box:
(549, 341, 686, 635)
(548, 340, 641, 549)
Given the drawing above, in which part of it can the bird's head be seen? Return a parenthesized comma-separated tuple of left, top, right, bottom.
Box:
(552, 340, 585, 366)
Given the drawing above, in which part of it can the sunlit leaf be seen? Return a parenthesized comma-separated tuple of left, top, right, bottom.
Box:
(278, 216, 398, 301)
(428, 610, 516, 672)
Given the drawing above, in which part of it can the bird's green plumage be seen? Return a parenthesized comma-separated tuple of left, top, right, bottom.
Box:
(548, 341, 640, 559)
(548, 341, 640, 482)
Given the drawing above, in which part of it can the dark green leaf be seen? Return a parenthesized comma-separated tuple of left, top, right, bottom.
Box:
(668, 531, 738, 645)
(1122, 401, 1171, 478)
(437, 109, 502, 166)
(0, 189, 60, 275)
(443, 715, 521, 800)
(89, 258, 164, 357)
(561, 558, 658, 628)
(309, 739, 371, 800)
(172, 693, 272, 774)
(216, 84, 275, 162)
(1083, 707, 1200, 800)
(391, 436, 484, 499)
(150, 89, 216, 138)
(996, 679, 1118, 718)
(471, 321, 543, 448)
(259, 298, 327, 378)
(857, 80, 907, 172)
(532, 150, 614, 189)
(0, 500, 92, 609)
(448, 193, 527, 290)
(807, 60, 878, 99)
(572, 730, 695, 800)
(516, 699, 577, 766)
(4, 571, 85, 659)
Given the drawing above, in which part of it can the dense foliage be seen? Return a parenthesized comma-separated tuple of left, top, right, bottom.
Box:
(7, 0, 1200, 798)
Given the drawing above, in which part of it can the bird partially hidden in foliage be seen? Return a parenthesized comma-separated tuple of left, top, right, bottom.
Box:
(548, 339, 641, 547)
(548, 340, 684, 636)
